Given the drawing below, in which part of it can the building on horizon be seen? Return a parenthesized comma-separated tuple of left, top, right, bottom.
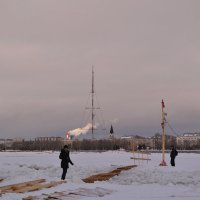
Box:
(35, 137, 64, 142)
(177, 133, 200, 149)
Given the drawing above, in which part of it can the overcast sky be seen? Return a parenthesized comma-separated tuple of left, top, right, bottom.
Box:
(0, 0, 200, 139)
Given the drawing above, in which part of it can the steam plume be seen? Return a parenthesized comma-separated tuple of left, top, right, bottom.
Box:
(68, 123, 97, 137)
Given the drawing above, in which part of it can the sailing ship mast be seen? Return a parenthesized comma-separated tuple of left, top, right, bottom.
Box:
(86, 67, 100, 139)
(91, 67, 95, 138)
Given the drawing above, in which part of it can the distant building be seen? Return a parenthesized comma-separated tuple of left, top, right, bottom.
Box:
(0, 139, 5, 144)
(35, 137, 64, 142)
(177, 133, 200, 146)
(0, 138, 24, 149)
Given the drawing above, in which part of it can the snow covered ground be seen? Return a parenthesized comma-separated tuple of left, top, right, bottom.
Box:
(0, 150, 200, 199)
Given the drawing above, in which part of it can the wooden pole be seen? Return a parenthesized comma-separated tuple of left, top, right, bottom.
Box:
(160, 100, 167, 166)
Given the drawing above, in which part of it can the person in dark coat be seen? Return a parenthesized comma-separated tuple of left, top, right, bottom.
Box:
(59, 145, 73, 180)
(170, 146, 178, 167)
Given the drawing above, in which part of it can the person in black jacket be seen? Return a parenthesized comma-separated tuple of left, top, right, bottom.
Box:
(170, 146, 178, 167)
(59, 145, 73, 180)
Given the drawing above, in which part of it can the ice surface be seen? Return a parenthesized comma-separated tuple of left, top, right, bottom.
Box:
(0, 151, 200, 199)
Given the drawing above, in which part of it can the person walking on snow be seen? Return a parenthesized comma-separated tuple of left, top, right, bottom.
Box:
(59, 145, 73, 180)
(170, 146, 178, 167)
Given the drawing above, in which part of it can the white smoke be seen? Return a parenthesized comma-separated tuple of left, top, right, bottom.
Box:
(68, 123, 98, 137)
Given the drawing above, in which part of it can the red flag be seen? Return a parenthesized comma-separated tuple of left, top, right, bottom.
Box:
(162, 99, 165, 108)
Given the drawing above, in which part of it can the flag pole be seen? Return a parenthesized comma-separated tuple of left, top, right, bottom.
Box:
(159, 99, 167, 166)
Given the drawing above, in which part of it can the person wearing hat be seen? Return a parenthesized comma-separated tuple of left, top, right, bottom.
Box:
(59, 145, 74, 180)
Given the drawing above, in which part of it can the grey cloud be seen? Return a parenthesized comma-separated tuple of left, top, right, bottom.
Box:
(0, 0, 200, 138)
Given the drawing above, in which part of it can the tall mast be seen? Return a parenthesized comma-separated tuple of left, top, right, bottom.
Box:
(91, 67, 94, 139)
(85, 67, 101, 139)
(159, 99, 167, 166)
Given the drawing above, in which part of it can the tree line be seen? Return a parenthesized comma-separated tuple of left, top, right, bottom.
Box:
(1, 136, 200, 151)
(4, 139, 131, 151)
